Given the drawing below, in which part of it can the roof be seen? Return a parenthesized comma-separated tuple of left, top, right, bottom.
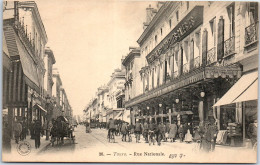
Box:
(19, 1, 48, 44)
(45, 47, 56, 64)
(137, 2, 178, 46)
(122, 47, 141, 66)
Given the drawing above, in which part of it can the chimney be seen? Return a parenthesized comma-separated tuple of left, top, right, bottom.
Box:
(143, 4, 157, 29)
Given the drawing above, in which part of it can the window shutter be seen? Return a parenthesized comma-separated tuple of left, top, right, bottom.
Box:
(202, 29, 208, 66)
(189, 40, 194, 70)
(179, 48, 183, 75)
(217, 17, 224, 62)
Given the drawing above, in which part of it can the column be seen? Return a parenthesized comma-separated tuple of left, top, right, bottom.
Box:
(168, 108, 171, 124)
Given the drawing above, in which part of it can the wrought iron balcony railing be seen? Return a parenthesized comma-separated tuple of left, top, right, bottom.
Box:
(183, 63, 189, 73)
(224, 36, 235, 57)
(207, 47, 216, 65)
(193, 56, 200, 69)
(14, 19, 36, 56)
(173, 71, 178, 78)
(245, 21, 258, 46)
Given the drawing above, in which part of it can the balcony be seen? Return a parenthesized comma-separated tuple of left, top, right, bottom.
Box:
(183, 63, 189, 74)
(207, 47, 216, 65)
(224, 36, 235, 57)
(194, 56, 200, 69)
(245, 21, 258, 48)
(173, 71, 178, 78)
(125, 64, 241, 108)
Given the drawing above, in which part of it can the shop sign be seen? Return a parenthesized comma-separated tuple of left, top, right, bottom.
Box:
(147, 6, 204, 64)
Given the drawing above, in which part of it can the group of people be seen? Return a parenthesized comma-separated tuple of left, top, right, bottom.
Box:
(106, 118, 219, 152)
(13, 119, 43, 149)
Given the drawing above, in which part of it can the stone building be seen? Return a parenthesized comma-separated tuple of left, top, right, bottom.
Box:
(3, 1, 48, 131)
(125, 1, 258, 145)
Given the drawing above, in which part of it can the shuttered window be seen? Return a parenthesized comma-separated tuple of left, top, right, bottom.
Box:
(190, 40, 194, 70)
(217, 17, 224, 62)
(202, 30, 208, 66)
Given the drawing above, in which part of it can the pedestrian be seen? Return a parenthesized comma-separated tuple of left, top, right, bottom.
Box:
(143, 121, 149, 143)
(134, 120, 142, 143)
(157, 122, 164, 146)
(193, 126, 201, 142)
(34, 120, 42, 149)
(200, 121, 212, 152)
(210, 120, 218, 151)
(178, 124, 184, 142)
(107, 118, 116, 139)
(168, 121, 178, 142)
(13, 119, 22, 144)
(162, 122, 167, 142)
(3, 120, 11, 153)
(20, 121, 27, 141)
(121, 122, 128, 142)
(247, 120, 257, 147)
(30, 120, 36, 139)
(184, 123, 193, 143)
(165, 120, 170, 141)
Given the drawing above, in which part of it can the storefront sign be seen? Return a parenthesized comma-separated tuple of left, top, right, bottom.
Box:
(147, 6, 204, 64)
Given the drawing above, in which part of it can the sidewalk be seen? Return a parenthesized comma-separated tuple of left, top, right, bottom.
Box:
(10, 135, 51, 156)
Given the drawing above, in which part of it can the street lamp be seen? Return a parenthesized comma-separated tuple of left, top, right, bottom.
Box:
(200, 91, 205, 98)
(159, 103, 162, 107)
(45, 95, 51, 140)
(175, 98, 180, 103)
(147, 106, 150, 110)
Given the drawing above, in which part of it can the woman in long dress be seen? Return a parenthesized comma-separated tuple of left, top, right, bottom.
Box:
(184, 123, 193, 143)
(168, 122, 178, 142)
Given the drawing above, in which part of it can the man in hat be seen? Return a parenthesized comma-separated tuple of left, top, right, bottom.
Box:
(134, 120, 142, 143)
(143, 121, 149, 143)
(107, 118, 116, 139)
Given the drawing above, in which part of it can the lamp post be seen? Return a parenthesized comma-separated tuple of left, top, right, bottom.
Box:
(45, 95, 51, 140)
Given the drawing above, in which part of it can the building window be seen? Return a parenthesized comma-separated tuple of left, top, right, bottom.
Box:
(227, 3, 235, 37)
(187, 2, 189, 10)
(248, 2, 258, 24)
(209, 17, 216, 47)
(169, 19, 172, 29)
(164, 60, 167, 82)
(160, 28, 163, 36)
(176, 11, 179, 22)
(155, 35, 158, 44)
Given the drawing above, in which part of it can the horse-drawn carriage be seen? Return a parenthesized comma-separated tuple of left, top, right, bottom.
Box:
(50, 116, 75, 146)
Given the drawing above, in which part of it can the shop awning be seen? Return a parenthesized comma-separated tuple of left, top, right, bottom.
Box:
(232, 78, 258, 103)
(213, 71, 258, 107)
(16, 39, 40, 89)
(34, 104, 47, 113)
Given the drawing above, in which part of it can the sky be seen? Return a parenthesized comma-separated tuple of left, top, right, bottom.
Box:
(35, 0, 157, 116)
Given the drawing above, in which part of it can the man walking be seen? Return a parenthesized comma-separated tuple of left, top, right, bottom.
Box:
(13, 119, 22, 144)
(134, 120, 142, 143)
(143, 121, 149, 143)
(34, 120, 42, 149)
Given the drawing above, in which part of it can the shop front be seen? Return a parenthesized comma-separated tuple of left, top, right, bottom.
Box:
(128, 65, 242, 128)
(213, 70, 258, 146)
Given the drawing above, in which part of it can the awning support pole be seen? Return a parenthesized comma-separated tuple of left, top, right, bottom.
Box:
(242, 102, 246, 146)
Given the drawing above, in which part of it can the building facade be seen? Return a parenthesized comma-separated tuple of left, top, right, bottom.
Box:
(125, 1, 258, 145)
(122, 47, 141, 124)
(106, 67, 126, 121)
(3, 1, 48, 133)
